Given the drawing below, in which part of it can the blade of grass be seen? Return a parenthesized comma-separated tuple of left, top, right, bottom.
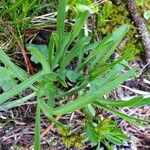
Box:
(2, 0, 24, 15)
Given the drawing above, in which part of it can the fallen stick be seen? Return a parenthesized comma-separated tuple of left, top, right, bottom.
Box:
(0, 19, 34, 74)
(128, 0, 150, 72)
(41, 116, 61, 137)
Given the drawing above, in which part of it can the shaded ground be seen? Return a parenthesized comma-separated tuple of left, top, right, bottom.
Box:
(0, 42, 150, 149)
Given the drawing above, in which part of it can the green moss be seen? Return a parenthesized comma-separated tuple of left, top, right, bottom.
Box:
(57, 127, 85, 148)
(98, 3, 145, 60)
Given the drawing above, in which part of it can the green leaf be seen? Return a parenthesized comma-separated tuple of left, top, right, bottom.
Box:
(66, 11, 89, 48)
(79, 24, 129, 71)
(50, 69, 135, 115)
(29, 44, 48, 64)
(0, 71, 44, 105)
(90, 24, 129, 70)
(48, 33, 56, 66)
(89, 62, 126, 92)
(0, 49, 28, 81)
(85, 121, 98, 144)
(52, 33, 70, 68)
(92, 61, 129, 88)
(144, 10, 150, 20)
(102, 1, 113, 18)
(58, 60, 127, 99)
(57, 0, 67, 40)
(0, 92, 36, 110)
(61, 36, 91, 71)
(66, 70, 79, 82)
(108, 129, 129, 141)
(90, 42, 132, 76)
(78, 41, 114, 71)
(83, 41, 99, 53)
(34, 102, 41, 150)
(105, 134, 126, 145)
(37, 79, 57, 98)
(27, 45, 50, 73)
(0, 67, 16, 91)
(57, 76, 68, 88)
(95, 97, 150, 107)
(135, 0, 144, 6)
(76, 4, 95, 14)
(94, 103, 149, 126)
(85, 104, 96, 117)
(78, 23, 129, 71)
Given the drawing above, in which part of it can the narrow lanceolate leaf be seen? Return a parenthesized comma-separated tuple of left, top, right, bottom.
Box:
(78, 41, 114, 71)
(0, 49, 28, 80)
(0, 92, 36, 110)
(34, 102, 41, 150)
(47, 69, 135, 115)
(94, 24, 129, 67)
(91, 63, 126, 89)
(95, 97, 150, 107)
(66, 11, 89, 48)
(90, 60, 126, 82)
(48, 33, 55, 66)
(60, 36, 91, 71)
(38, 98, 64, 128)
(90, 48, 132, 77)
(79, 24, 129, 71)
(0, 71, 44, 105)
(52, 33, 70, 68)
(27, 46, 50, 73)
(58, 60, 126, 99)
(83, 41, 99, 53)
(94, 103, 150, 126)
(57, 0, 67, 40)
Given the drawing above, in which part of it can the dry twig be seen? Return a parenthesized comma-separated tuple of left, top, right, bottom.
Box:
(0, 19, 34, 74)
(41, 116, 61, 137)
(128, 0, 150, 72)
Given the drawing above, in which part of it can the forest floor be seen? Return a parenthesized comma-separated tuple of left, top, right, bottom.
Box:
(0, 31, 150, 150)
